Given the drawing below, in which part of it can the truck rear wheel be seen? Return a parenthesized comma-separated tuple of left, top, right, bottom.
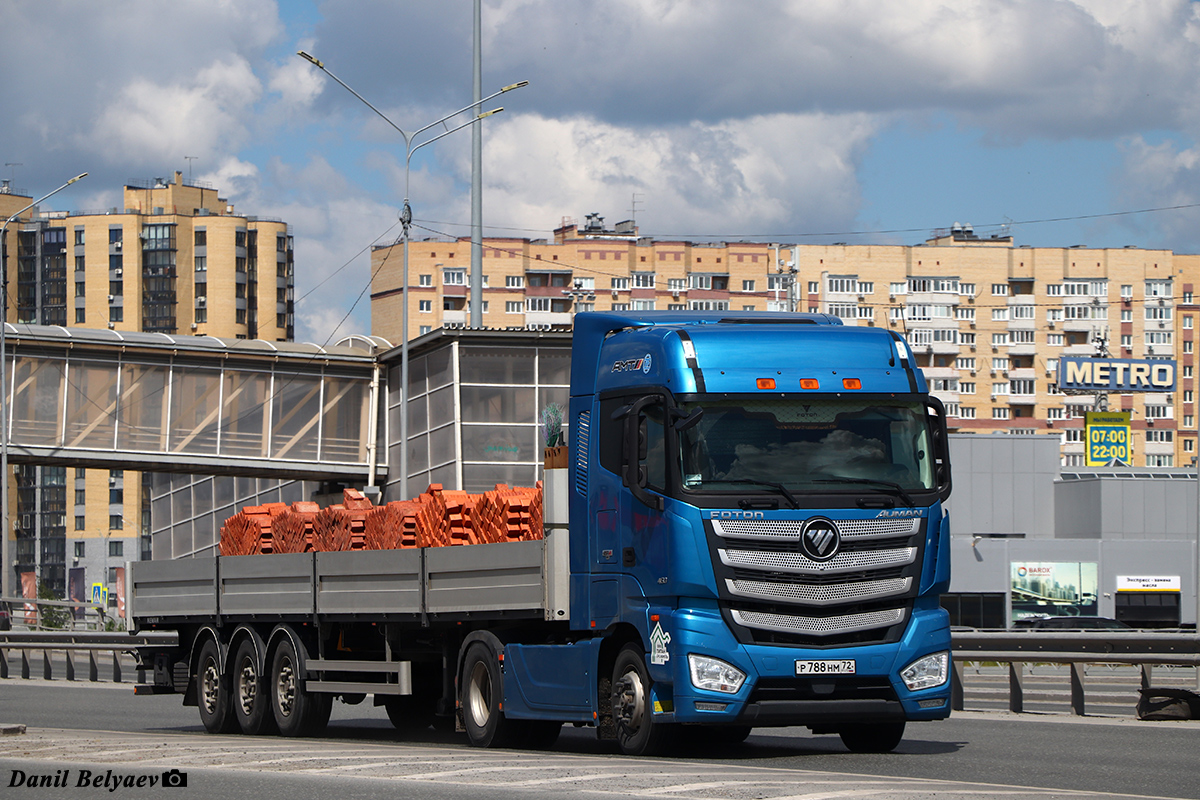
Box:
(196, 639, 237, 734)
(461, 642, 520, 748)
(270, 638, 325, 737)
(233, 639, 277, 735)
(611, 644, 673, 756)
(839, 721, 905, 753)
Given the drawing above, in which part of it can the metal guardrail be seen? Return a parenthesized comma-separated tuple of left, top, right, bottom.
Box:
(0, 631, 177, 683)
(951, 630, 1200, 716)
(0, 594, 111, 631)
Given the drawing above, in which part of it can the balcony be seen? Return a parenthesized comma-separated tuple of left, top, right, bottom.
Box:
(525, 310, 573, 327)
(1008, 395, 1038, 405)
(441, 309, 467, 325)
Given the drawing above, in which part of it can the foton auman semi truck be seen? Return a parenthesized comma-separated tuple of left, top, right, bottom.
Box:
(128, 311, 953, 755)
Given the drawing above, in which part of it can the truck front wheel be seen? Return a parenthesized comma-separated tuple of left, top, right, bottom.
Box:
(611, 645, 673, 756)
(196, 639, 236, 734)
(839, 721, 905, 753)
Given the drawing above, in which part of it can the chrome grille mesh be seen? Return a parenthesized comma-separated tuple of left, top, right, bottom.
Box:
(726, 576, 911, 605)
(713, 517, 919, 540)
(731, 607, 907, 636)
(718, 546, 916, 575)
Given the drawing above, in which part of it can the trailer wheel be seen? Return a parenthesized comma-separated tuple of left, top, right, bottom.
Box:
(838, 721, 905, 753)
(196, 639, 236, 734)
(611, 644, 673, 756)
(461, 642, 519, 748)
(270, 638, 321, 737)
(232, 639, 277, 735)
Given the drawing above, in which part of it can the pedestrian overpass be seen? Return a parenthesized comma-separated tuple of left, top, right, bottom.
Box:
(1, 324, 389, 482)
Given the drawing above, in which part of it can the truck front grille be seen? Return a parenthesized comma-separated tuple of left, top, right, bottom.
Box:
(709, 516, 925, 648)
(731, 606, 906, 636)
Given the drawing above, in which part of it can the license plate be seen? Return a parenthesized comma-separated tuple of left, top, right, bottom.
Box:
(795, 659, 856, 675)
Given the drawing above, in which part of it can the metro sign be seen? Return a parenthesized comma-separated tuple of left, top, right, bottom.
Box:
(1059, 357, 1176, 393)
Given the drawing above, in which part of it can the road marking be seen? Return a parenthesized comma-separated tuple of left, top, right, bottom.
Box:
(0, 728, 1191, 800)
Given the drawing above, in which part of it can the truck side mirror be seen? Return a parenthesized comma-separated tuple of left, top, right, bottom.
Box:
(611, 397, 666, 512)
(925, 398, 953, 501)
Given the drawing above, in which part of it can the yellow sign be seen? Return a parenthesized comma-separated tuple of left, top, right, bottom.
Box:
(1085, 411, 1131, 466)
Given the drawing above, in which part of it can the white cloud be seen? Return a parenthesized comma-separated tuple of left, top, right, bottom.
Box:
(1116, 136, 1200, 249)
(474, 111, 879, 239)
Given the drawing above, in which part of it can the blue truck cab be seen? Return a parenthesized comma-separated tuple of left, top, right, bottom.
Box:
(561, 311, 953, 754)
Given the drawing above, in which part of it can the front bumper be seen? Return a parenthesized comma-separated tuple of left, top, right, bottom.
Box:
(651, 603, 952, 727)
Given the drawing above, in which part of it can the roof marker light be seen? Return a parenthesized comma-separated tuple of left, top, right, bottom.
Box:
(800, 379, 820, 390)
(756, 378, 776, 390)
(842, 378, 862, 390)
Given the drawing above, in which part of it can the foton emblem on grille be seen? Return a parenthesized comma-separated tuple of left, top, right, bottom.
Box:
(800, 518, 841, 562)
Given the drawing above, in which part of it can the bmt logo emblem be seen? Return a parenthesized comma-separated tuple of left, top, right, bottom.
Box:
(800, 518, 841, 562)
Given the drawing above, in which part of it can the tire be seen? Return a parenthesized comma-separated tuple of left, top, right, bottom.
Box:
(270, 637, 321, 737)
(232, 639, 276, 735)
(196, 639, 237, 734)
(839, 721, 906, 753)
(611, 644, 673, 756)
(460, 642, 520, 748)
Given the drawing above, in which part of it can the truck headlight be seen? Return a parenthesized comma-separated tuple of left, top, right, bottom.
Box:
(900, 651, 949, 691)
(688, 654, 746, 694)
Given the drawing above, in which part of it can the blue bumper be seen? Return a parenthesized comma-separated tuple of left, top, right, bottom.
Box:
(650, 604, 952, 727)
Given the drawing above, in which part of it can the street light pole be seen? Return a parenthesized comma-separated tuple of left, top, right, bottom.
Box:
(297, 52, 525, 501)
(0, 172, 87, 600)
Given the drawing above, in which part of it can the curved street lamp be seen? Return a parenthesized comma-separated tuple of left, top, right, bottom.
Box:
(1, 171, 88, 600)
(297, 51, 526, 501)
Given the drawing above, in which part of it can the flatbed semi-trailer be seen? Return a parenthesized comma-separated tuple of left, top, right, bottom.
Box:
(129, 311, 954, 755)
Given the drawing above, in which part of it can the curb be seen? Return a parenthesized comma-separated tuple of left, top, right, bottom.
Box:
(0, 723, 28, 735)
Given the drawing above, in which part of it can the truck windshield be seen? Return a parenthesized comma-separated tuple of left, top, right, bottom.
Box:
(677, 397, 935, 497)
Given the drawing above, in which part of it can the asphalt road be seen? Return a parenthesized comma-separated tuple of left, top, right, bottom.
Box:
(2, 679, 1199, 800)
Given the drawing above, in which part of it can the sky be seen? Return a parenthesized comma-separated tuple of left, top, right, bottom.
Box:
(5, 0, 1200, 345)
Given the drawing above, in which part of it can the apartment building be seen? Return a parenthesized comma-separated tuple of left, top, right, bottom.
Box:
(0, 172, 295, 598)
(370, 215, 1199, 469)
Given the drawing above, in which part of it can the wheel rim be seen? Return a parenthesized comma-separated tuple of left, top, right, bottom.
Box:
(201, 657, 221, 716)
(612, 668, 644, 732)
(237, 657, 257, 716)
(467, 660, 491, 728)
(276, 656, 296, 717)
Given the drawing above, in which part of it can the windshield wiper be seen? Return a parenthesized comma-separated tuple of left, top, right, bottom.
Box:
(812, 476, 916, 508)
(711, 478, 799, 509)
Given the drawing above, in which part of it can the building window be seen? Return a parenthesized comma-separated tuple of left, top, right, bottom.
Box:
(993, 407, 1010, 420)
(236, 309, 246, 324)
(1011, 380, 1036, 396)
(195, 256, 206, 272)
(74, 517, 85, 532)
(1147, 454, 1174, 467)
(1145, 280, 1172, 297)
(110, 307, 123, 323)
(1145, 404, 1170, 419)
(1047, 407, 1064, 420)
(742, 280, 755, 292)
(505, 301, 522, 313)
(689, 275, 712, 290)
(419, 325, 432, 335)
(195, 230, 206, 246)
(1048, 333, 1064, 346)
(419, 300, 432, 312)
(633, 273, 656, 288)
(1184, 315, 1193, 329)
(958, 406, 976, 419)
(955, 307, 975, 322)
(505, 275, 523, 288)
(443, 270, 465, 286)
(992, 308, 1009, 322)
(526, 297, 551, 312)
(109, 541, 123, 558)
(1011, 330, 1035, 344)
(633, 300, 656, 311)
(195, 308, 207, 323)
(75, 308, 85, 324)
(109, 515, 123, 530)
(992, 283, 1010, 296)
(1012, 305, 1035, 319)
